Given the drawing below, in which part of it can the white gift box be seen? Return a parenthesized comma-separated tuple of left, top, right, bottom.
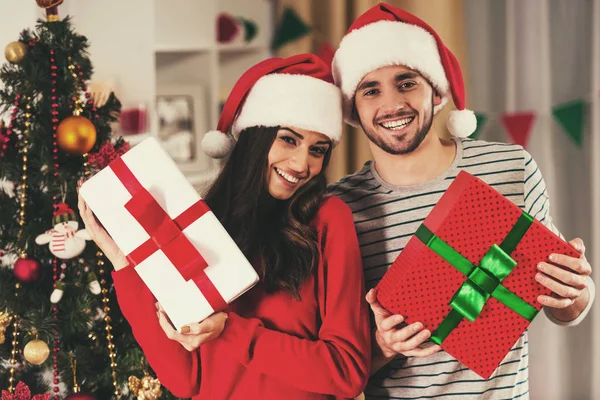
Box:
(80, 138, 259, 331)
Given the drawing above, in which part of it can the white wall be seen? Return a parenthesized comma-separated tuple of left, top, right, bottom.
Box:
(0, 1, 41, 43)
(0, 0, 155, 118)
(61, 0, 155, 111)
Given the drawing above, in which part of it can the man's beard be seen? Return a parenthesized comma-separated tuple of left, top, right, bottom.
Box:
(362, 99, 435, 155)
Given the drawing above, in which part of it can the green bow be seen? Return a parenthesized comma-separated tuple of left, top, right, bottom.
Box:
(414, 212, 539, 345)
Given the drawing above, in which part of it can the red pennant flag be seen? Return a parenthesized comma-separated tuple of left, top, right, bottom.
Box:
(317, 42, 335, 68)
(500, 112, 536, 148)
(217, 13, 240, 43)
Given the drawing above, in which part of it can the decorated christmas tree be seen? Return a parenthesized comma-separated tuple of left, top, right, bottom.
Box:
(0, 1, 167, 398)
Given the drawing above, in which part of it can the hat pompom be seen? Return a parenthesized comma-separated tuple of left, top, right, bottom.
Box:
(201, 130, 236, 158)
(447, 109, 477, 138)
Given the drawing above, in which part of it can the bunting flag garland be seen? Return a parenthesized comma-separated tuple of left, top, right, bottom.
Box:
(501, 112, 536, 148)
(471, 98, 588, 149)
(217, 13, 240, 43)
(239, 17, 259, 43)
(217, 13, 259, 44)
(270, 6, 336, 68)
(269, 6, 591, 149)
(271, 6, 311, 50)
(552, 99, 586, 146)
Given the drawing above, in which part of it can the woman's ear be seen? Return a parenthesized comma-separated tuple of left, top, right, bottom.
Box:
(433, 88, 443, 107)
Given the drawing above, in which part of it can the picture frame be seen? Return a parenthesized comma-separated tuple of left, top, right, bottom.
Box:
(155, 83, 213, 174)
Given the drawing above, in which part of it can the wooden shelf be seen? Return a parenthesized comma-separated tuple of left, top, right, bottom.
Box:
(155, 45, 214, 53)
(217, 42, 267, 53)
(155, 42, 266, 54)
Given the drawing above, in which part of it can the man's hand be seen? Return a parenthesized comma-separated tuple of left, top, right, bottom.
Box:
(536, 238, 592, 322)
(366, 289, 441, 373)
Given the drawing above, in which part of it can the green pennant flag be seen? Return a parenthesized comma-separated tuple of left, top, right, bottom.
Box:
(239, 18, 258, 43)
(271, 7, 311, 50)
(469, 113, 488, 139)
(552, 99, 586, 147)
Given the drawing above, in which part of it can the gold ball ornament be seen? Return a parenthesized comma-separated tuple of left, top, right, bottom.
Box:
(57, 116, 97, 155)
(5, 41, 27, 64)
(23, 339, 50, 365)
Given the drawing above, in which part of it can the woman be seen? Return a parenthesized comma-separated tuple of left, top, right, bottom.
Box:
(79, 54, 370, 399)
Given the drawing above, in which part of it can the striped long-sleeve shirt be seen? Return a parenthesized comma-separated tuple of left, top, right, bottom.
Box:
(328, 138, 595, 400)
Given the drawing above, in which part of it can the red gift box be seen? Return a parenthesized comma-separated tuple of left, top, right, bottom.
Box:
(376, 170, 580, 379)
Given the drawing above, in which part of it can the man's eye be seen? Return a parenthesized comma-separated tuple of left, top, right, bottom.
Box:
(399, 82, 416, 90)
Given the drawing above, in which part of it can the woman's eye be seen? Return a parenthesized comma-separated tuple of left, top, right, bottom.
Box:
(310, 147, 327, 157)
(280, 136, 296, 145)
(364, 89, 379, 96)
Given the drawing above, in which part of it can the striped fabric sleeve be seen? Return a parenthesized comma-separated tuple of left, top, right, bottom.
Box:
(522, 150, 560, 236)
(523, 150, 596, 327)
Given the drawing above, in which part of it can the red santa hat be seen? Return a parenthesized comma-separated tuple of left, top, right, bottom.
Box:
(331, 3, 476, 138)
(201, 53, 343, 158)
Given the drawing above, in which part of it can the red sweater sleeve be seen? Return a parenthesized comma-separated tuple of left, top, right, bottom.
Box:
(218, 196, 371, 397)
(111, 267, 201, 398)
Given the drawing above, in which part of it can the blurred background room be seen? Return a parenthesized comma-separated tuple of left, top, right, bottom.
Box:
(0, 0, 598, 399)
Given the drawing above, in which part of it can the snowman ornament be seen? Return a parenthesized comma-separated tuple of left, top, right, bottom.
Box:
(35, 203, 101, 303)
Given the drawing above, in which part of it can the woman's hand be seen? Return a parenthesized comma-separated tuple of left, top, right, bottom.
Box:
(77, 190, 128, 270)
(156, 303, 228, 352)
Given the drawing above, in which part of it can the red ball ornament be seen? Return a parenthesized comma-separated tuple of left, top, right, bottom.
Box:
(13, 256, 42, 283)
(65, 394, 96, 400)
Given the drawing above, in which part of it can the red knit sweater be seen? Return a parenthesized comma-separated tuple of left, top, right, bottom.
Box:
(112, 196, 371, 399)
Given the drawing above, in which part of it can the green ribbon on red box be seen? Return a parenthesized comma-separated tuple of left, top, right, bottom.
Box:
(415, 212, 539, 345)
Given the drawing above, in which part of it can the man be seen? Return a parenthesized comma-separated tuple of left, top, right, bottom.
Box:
(328, 3, 595, 399)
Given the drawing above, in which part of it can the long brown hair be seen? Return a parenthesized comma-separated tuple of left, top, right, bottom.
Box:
(204, 126, 331, 298)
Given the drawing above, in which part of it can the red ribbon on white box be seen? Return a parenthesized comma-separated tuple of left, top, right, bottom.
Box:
(109, 158, 228, 313)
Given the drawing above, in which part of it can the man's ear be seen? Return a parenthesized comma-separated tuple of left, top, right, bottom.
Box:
(351, 98, 361, 124)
